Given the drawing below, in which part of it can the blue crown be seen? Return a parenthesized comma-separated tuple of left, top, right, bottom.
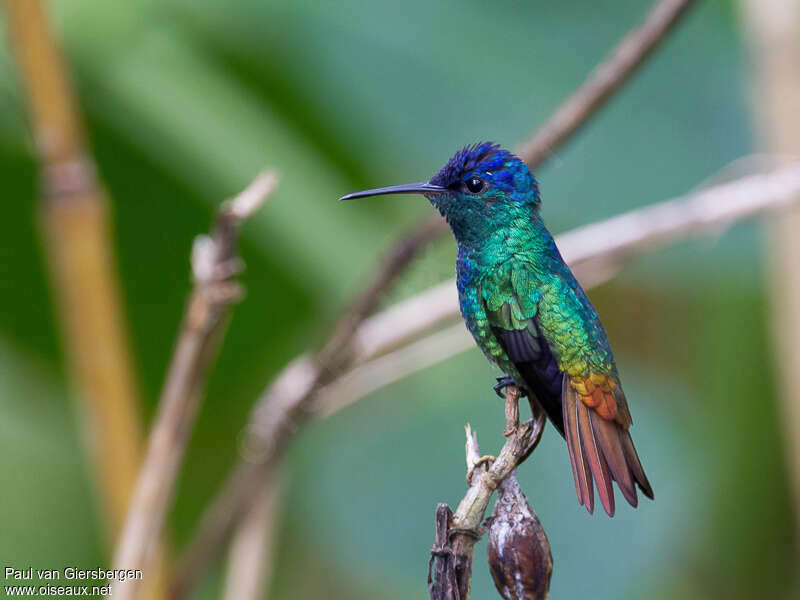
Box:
(430, 142, 538, 204)
(431, 142, 510, 187)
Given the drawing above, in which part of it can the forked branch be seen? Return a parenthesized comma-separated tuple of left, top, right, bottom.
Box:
(110, 172, 278, 600)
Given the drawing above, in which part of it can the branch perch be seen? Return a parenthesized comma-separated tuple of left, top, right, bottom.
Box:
(110, 172, 278, 600)
(429, 386, 546, 600)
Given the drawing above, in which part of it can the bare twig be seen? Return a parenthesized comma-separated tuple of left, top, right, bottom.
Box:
(6, 0, 144, 539)
(428, 387, 546, 600)
(318, 324, 471, 418)
(170, 356, 314, 600)
(110, 172, 278, 600)
(516, 0, 697, 166)
(223, 468, 283, 600)
(173, 162, 800, 596)
(319, 215, 450, 373)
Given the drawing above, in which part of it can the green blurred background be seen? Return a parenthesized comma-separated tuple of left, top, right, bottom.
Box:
(0, 0, 798, 598)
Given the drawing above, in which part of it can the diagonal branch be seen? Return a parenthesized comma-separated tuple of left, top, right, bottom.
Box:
(222, 467, 284, 600)
(516, 0, 697, 166)
(109, 172, 278, 600)
(172, 162, 800, 598)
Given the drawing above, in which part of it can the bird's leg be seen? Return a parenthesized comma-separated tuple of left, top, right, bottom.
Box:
(503, 384, 521, 437)
(493, 375, 527, 399)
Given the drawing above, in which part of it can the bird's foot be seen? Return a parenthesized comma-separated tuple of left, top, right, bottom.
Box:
(466, 454, 496, 484)
(493, 376, 526, 400)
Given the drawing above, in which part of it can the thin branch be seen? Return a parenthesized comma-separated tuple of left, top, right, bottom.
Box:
(317, 324, 470, 419)
(223, 468, 283, 600)
(516, 0, 697, 166)
(170, 356, 315, 600)
(173, 162, 800, 596)
(319, 214, 449, 372)
(5, 0, 145, 539)
(110, 172, 278, 600)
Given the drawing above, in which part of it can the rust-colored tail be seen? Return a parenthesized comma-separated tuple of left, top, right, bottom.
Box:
(561, 373, 653, 516)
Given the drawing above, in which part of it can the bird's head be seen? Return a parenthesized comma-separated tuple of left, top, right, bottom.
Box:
(341, 142, 540, 244)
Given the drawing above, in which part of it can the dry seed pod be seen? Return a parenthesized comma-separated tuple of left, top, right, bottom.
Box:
(487, 474, 552, 600)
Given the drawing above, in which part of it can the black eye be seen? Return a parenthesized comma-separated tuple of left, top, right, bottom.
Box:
(465, 177, 484, 194)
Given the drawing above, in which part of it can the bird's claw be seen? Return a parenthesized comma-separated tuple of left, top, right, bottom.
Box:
(493, 376, 526, 399)
(466, 454, 496, 484)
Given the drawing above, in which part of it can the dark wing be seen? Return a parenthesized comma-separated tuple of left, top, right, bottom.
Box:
(481, 264, 565, 435)
(489, 322, 565, 436)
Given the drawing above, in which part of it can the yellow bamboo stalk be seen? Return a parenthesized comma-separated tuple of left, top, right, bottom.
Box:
(5, 0, 143, 543)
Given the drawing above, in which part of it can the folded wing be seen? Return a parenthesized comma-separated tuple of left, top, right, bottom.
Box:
(482, 262, 653, 516)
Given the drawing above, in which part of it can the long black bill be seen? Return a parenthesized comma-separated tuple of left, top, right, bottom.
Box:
(339, 181, 447, 201)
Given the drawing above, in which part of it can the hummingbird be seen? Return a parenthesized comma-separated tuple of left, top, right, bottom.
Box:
(341, 142, 653, 516)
